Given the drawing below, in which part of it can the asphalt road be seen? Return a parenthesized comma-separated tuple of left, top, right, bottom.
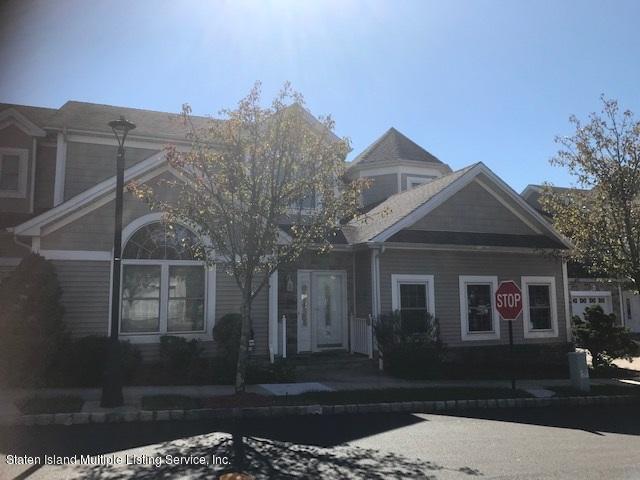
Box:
(1, 405, 639, 479)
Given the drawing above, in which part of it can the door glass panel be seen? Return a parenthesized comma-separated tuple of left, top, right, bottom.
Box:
(314, 273, 343, 347)
(121, 265, 161, 333)
(297, 272, 312, 352)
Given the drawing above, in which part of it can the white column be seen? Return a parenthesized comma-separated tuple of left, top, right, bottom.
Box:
(268, 270, 278, 363)
(53, 131, 67, 206)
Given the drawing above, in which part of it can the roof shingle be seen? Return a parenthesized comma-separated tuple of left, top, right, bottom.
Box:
(343, 164, 477, 244)
(350, 127, 444, 167)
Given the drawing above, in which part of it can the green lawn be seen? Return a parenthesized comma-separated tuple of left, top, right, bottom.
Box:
(548, 384, 640, 397)
(142, 387, 531, 411)
(16, 395, 84, 414)
(141, 394, 203, 410)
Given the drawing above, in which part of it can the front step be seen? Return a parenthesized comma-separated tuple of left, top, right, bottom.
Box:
(287, 351, 375, 368)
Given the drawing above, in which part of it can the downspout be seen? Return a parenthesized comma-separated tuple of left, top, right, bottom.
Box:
(10, 229, 33, 251)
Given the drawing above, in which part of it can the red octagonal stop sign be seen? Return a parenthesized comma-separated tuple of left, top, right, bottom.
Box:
(495, 280, 522, 320)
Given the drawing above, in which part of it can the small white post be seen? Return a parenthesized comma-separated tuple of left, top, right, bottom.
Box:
(281, 315, 287, 359)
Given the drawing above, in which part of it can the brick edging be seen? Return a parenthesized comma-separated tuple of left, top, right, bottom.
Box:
(1, 394, 638, 427)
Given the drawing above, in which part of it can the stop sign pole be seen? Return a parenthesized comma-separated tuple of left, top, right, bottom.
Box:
(495, 281, 523, 390)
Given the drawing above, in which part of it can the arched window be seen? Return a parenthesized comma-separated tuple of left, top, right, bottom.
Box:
(120, 222, 206, 335)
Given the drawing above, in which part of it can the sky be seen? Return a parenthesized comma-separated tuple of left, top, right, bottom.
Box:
(1, 0, 639, 192)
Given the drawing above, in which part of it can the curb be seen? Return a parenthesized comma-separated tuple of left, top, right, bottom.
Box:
(2, 394, 638, 427)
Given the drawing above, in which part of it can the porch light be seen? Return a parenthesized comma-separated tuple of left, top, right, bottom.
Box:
(108, 116, 136, 148)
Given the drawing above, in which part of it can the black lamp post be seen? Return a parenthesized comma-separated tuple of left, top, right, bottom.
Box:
(101, 116, 136, 407)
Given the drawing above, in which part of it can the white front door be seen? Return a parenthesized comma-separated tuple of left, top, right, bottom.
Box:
(297, 270, 347, 352)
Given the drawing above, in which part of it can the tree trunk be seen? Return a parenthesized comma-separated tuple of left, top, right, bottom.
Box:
(235, 288, 253, 393)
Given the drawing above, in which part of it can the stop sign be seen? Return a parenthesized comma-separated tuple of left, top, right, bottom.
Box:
(495, 280, 522, 320)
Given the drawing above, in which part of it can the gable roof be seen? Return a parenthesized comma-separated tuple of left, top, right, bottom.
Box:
(349, 127, 444, 168)
(44, 101, 213, 140)
(343, 164, 475, 244)
(0, 103, 58, 128)
(344, 162, 572, 249)
(11, 151, 170, 237)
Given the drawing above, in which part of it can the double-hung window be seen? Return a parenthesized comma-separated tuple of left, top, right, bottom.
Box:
(391, 275, 435, 333)
(459, 275, 499, 340)
(121, 222, 209, 339)
(522, 276, 558, 338)
(0, 148, 28, 198)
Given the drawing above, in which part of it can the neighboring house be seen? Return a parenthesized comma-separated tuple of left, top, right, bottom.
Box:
(521, 184, 640, 333)
(0, 101, 573, 365)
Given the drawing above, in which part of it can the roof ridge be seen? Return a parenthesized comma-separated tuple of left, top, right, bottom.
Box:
(60, 100, 215, 120)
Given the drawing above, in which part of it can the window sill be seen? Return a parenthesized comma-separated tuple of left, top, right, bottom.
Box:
(0, 189, 26, 198)
(118, 332, 210, 343)
(461, 331, 499, 341)
(523, 329, 558, 339)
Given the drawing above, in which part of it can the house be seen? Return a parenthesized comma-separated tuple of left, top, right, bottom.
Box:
(521, 184, 640, 333)
(0, 101, 574, 366)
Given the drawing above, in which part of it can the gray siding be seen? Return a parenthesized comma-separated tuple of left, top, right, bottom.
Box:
(361, 174, 398, 207)
(378, 249, 568, 347)
(34, 144, 56, 212)
(53, 260, 111, 337)
(354, 249, 371, 318)
(50, 260, 271, 356)
(216, 270, 270, 356)
(42, 172, 179, 251)
(411, 179, 536, 235)
(64, 142, 158, 199)
(0, 263, 18, 282)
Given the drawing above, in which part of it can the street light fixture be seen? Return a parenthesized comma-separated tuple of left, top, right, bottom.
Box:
(101, 116, 136, 407)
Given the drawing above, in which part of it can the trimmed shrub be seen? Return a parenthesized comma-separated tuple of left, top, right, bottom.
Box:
(0, 254, 66, 386)
(159, 335, 206, 383)
(62, 336, 142, 387)
(374, 311, 445, 379)
(573, 305, 640, 369)
(159, 335, 203, 371)
(212, 313, 242, 362)
(442, 343, 572, 380)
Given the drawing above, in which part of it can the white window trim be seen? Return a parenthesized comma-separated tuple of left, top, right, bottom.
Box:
(522, 276, 558, 339)
(116, 214, 216, 343)
(119, 259, 215, 343)
(459, 275, 500, 341)
(391, 274, 436, 317)
(0, 147, 29, 198)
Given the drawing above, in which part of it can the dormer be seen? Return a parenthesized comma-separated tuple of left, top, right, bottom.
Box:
(347, 127, 451, 208)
